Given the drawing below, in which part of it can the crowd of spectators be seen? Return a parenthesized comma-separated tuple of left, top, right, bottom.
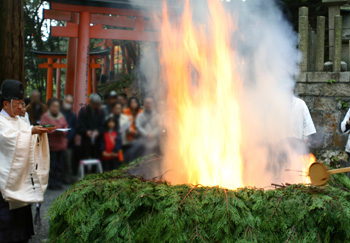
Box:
(24, 90, 162, 189)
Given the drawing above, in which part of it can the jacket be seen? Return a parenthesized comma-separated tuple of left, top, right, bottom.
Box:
(26, 102, 47, 125)
(123, 108, 143, 141)
(61, 108, 77, 147)
(101, 130, 122, 161)
(40, 112, 68, 151)
(78, 105, 105, 136)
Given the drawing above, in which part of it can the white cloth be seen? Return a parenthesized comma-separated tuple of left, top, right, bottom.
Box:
(135, 111, 161, 149)
(341, 108, 350, 152)
(1, 109, 11, 117)
(19, 112, 30, 125)
(0, 111, 50, 209)
(119, 114, 131, 145)
(288, 97, 316, 140)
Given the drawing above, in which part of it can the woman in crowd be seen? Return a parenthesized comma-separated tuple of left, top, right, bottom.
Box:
(123, 97, 143, 142)
(101, 116, 123, 171)
(40, 98, 68, 190)
(123, 97, 143, 162)
(112, 102, 130, 148)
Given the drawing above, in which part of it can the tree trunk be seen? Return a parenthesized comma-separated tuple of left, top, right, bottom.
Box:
(0, 0, 24, 87)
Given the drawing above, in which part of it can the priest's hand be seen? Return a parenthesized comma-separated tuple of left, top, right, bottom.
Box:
(32, 126, 50, 134)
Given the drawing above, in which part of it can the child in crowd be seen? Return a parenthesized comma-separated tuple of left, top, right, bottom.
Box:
(101, 116, 123, 171)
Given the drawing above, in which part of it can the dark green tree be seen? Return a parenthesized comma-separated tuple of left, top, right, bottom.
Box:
(24, 0, 67, 100)
(0, 0, 24, 86)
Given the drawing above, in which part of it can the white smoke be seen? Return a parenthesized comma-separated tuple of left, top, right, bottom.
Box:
(131, 0, 308, 188)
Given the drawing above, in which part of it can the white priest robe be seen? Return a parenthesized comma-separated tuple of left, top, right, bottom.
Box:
(0, 111, 50, 209)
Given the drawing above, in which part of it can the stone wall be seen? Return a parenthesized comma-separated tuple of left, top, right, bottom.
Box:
(295, 72, 350, 149)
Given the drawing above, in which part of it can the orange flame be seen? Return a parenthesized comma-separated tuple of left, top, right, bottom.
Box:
(160, 1, 244, 189)
(302, 153, 316, 184)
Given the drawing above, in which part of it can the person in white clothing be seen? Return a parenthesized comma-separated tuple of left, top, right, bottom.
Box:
(340, 108, 350, 177)
(341, 108, 350, 153)
(19, 100, 31, 124)
(268, 95, 316, 177)
(0, 79, 50, 242)
(289, 96, 316, 141)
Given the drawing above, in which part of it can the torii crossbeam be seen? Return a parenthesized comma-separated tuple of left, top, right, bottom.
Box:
(44, 0, 178, 112)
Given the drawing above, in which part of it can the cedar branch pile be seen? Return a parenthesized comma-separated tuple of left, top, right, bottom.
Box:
(49, 157, 350, 242)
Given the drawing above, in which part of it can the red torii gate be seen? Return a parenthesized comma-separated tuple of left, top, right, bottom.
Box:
(32, 49, 109, 101)
(98, 40, 115, 81)
(44, 0, 169, 112)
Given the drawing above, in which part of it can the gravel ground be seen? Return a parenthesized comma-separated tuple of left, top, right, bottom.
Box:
(29, 186, 70, 243)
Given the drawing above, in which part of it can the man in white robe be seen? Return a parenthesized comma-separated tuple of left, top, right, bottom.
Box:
(0, 79, 50, 242)
(288, 96, 316, 141)
(340, 108, 350, 177)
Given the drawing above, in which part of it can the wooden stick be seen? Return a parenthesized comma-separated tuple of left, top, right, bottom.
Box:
(328, 167, 350, 175)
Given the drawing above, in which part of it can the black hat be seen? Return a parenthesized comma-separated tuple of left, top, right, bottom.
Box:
(1, 79, 24, 100)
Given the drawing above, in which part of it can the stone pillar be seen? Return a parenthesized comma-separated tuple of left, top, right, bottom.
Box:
(316, 16, 325, 71)
(298, 7, 309, 72)
(322, 0, 347, 60)
(329, 6, 340, 61)
(308, 27, 316, 71)
(334, 15, 342, 72)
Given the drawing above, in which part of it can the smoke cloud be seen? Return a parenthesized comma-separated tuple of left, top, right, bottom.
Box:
(131, 0, 308, 188)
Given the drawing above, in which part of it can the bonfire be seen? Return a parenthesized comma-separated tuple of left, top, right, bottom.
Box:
(49, 1, 350, 242)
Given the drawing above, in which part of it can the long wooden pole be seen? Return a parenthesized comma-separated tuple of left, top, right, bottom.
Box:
(65, 12, 78, 96)
(46, 57, 54, 102)
(73, 11, 90, 112)
(56, 58, 62, 99)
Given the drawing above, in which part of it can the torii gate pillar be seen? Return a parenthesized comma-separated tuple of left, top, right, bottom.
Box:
(74, 11, 91, 112)
(46, 57, 54, 102)
(65, 12, 78, 96)
(56, 58, 62, 99)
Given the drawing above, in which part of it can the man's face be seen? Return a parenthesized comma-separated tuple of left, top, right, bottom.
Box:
(63, 96, 74, 110)
(110, 97, 117, 107)
(113, 104, 122, 115)
(19, 101, 26, 116)
(31, 92, 40, 104)
(118, 96, 127, 106)
(4, 99, 24, 117)
(144, 98, 153, 112)
(90, 101, 100, 110)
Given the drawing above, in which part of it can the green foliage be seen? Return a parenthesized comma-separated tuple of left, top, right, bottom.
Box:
(342, 101, 348, 109)
(24, 0, 67, 100)
(327, 79, 337, 84)
(108, 74, 134, 92)
(98, 73, 134, 99)
(336, 97, 348, 110)
(49, 157, 350, 242)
